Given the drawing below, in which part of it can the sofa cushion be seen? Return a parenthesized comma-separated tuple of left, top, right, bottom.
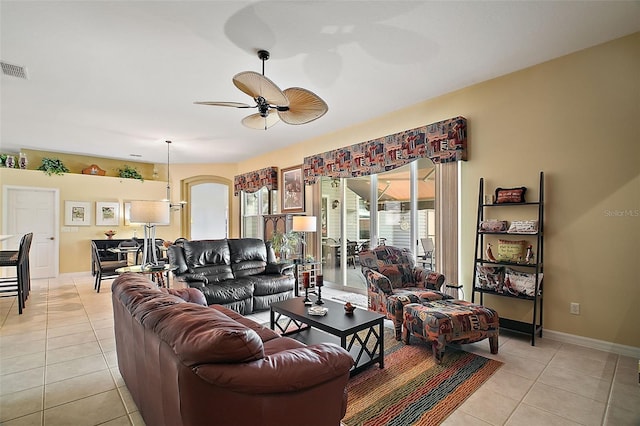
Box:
(228, 238, 268, 277)
(160, 287, 208, 305)
(143, 303, 264, 365)
(200, 279, 254, 305)
(262, 335, 307, 356)
(379, 263, 415, 289)
(232, 260, 267, 278)
(228, 238, 268, 262)
(192, 264, 234, 282)
(211, 305, 281, 343)
(184, 240, 231, 270)
(167, 244, 189, 274)
(251, 275, 295, 296)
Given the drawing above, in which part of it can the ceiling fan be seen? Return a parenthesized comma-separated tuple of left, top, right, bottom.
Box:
(195, 50, 328, 130)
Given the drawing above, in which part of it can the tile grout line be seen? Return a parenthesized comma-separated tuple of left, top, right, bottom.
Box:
(600, 355, 619, 426)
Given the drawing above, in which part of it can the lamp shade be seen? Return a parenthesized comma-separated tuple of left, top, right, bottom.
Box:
(129, 200, 170, 225)
(292, 216, 316, 232)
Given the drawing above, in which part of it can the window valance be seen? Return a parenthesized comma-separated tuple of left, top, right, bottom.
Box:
(233, 166, 278, 196)
(303, 116, 466, 184)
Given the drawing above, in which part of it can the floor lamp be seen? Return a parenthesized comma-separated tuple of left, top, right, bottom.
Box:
(292, 216, 317, 305)
(129, 200, 170, 267)
(292, 216, 317, 262)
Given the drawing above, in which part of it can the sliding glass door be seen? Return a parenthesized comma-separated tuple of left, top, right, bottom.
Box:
(319, 158, 436, 293)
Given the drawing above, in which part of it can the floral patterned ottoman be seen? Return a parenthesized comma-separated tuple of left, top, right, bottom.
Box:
(402, 300, 499, 364)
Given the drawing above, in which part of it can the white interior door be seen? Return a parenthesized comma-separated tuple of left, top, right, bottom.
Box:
(3, 186, 59, 278)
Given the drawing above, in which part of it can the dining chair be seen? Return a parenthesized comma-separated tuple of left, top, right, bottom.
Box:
(92, 241, 128, 292)
(0, 232, 33, 314)
(420, 237, 435, 270)
(346, 241, 359, 268)
(117, 239, 141, 264)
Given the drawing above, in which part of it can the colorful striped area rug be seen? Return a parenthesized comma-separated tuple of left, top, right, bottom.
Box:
(343, 329, 502, 426)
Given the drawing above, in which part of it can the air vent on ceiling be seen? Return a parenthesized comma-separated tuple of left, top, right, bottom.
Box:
(1, 61, 28, 79)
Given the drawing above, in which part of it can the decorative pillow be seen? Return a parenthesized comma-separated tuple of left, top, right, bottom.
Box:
(504, 268, 543, 297)
(494, 187, 526, 204)
(424, 272, 445, 290)
(497, 239, 527, 262)
(475, 265, 504, 292)
(507, 220, 538, 234)
(479, 220, 509, 233)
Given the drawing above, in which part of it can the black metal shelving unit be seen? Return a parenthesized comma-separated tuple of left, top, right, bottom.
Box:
(472, 172, 544, 345)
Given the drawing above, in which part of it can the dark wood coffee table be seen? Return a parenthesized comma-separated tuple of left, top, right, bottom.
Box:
(270, 296, 385, 376)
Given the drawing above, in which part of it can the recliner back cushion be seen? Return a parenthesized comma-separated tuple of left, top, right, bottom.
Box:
(167, 245, 188, 274)
(184, 240, 233, 281)
(228, 238, 267, 277)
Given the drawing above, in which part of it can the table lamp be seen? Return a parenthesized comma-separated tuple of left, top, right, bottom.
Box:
(292, 216, 316, 262)
(129, 200, 170, 266)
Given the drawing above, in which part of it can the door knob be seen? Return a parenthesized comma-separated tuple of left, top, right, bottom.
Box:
(49, 237, 55, 240)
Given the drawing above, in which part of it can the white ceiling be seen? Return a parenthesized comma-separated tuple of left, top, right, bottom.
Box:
(1, 1, 639, 164)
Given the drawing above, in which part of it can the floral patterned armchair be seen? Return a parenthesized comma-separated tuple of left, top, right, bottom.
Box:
(359, 245, 453, 340)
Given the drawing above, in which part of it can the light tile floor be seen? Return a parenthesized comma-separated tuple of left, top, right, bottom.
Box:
(0, 273, 638, 425)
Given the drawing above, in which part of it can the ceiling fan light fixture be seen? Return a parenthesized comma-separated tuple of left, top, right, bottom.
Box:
(242, 112, 279, 130)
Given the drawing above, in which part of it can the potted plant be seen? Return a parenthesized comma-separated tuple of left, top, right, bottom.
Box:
(270, 230, 301, 261)
(37, 157, 69, 175)
(117, 165, 144, 181)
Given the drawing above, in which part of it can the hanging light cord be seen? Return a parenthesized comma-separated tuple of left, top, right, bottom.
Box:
(166, 140, 172, 201)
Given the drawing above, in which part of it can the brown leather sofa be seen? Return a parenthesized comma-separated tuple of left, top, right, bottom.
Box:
(112, 273, 353, 426)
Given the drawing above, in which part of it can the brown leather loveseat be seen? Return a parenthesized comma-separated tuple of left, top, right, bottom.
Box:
(111, 273, 353, 426)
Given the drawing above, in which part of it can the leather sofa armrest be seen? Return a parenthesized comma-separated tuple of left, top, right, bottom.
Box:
(362, 267, 393, 295)
(195, 343, 353, 393)
(180, 273, 209, 286)
(265, 262, 294, 276)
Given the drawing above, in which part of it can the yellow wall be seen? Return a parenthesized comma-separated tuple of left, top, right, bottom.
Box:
(238, 33, 640, 347)
(1, 168, 173, 272)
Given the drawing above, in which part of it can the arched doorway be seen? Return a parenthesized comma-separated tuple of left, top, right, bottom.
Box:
(181, 176, 232, 239)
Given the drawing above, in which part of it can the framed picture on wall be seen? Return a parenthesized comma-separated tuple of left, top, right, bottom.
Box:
(64, 201, 91, 226)
(96, 201, 120, 226)
(281, 165, 304, 212)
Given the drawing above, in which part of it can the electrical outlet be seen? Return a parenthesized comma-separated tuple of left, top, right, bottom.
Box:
(570, 302, 580, 315)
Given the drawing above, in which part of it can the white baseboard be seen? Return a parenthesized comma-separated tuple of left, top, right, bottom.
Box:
(544, 328, 640, 359)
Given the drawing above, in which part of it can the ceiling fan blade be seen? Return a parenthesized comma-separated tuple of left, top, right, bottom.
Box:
(241, 112, 280, 130)
(278, 87, 328, 125)
(194, 101, 253, 108)
(233, 71, 289, 106)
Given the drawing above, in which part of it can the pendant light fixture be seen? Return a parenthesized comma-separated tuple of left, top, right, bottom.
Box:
(165, 140, 187, 211)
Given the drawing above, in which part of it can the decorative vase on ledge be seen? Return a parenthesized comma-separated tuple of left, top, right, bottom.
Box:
(18, 153, 28, 169)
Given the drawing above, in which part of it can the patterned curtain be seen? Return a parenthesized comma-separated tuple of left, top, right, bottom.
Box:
(233, 166, 278, 196)
(303, 116, 466, 184)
